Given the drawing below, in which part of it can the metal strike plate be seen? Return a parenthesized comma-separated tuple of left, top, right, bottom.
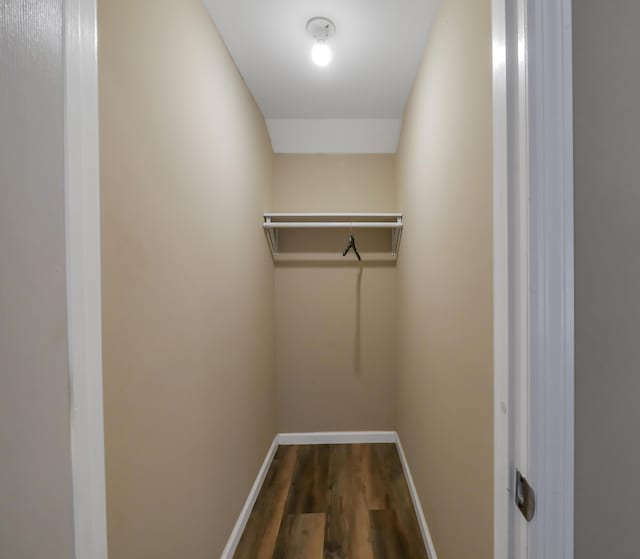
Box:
(515, 470, 536, 522)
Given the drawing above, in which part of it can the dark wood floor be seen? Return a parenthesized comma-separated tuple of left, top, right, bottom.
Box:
(233, 443, 428, 559)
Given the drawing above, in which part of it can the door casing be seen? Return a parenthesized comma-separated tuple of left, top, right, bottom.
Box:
(64, 0, 575, 557)
(492, 0, 575, 558)
(64, 0, 108, 557)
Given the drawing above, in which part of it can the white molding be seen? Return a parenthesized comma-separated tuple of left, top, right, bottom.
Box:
(491, 1, 510, 557)
(277, 431, 397, 445)
(496, 0, 534, 556)
(220, 436, 280, 559)
(511, 0, 533, 555)
(393, 434, 438, 559)
(63, 1, 108, 559)
(527, 0, 575, 557)
(266, 118, 402, 154)
(493, 0, 575, 557)
(495, 2, 573, 556)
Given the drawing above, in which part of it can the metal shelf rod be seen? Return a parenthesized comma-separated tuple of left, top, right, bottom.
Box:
(264, 212, 402, 219)
(263, 222, 402, 229)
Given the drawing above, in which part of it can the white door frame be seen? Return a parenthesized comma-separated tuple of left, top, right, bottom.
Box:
(527, 0, 575, 557)
(64, 0, 574, 558)
(64, 0, 108, 558)
(492, 0, 575, 558)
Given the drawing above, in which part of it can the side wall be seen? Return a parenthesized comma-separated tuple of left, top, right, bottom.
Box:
(573, 3, 640, 557)
(0, 2, 75, 557)
(99, 1, 276, 557)
(273, 155, 397, 432)
(395, 0, 494, 557)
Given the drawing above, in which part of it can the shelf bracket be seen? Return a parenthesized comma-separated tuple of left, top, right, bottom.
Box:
(391, 216, 403, 257)
(264, 217, 279, 256)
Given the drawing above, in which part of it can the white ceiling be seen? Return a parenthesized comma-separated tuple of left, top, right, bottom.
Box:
(202, 0, 438, 151)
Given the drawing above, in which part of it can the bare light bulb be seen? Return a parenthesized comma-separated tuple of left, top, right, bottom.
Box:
(311, 42, 332, 67)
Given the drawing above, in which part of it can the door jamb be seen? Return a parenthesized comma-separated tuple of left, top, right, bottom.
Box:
(64, 0, 108, 558)
(527, 1, 575, 557)
(492, 0, 575, 558)
(491, 0, 511, 554)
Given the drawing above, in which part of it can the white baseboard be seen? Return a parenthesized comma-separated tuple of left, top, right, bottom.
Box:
(278, 431, 396, 445)
(220, 431, 437, 559)
(393, 434, 438, 559)
(220, 435, 279, 559)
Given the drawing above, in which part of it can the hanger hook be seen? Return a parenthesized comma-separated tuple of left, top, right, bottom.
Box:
(342, 232, 362, 261)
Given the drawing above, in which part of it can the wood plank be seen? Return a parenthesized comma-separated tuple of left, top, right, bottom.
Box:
(273, 513, 326, 559)
(324, 445, 350, 559)
(233, 445, 298, 559)
(361, 443, 390, 510)
(370, 509, 415, 558)
(324, 445, 375, 559)
(346, 445, 375, 559)
(273, 514, 294, 559)
(285, 445, 330, 514)
(372, 444, 428, 559)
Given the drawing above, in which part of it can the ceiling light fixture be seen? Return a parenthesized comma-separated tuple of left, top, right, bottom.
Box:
(306, 17, 336, 67)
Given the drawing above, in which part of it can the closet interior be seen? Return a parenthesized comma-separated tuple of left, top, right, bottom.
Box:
(98, 1, 493, 557)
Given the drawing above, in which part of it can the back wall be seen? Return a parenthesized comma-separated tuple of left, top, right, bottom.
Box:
(272, 154, 398, 432)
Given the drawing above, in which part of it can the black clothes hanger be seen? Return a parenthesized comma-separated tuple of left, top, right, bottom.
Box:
(342, 234, 361, 261)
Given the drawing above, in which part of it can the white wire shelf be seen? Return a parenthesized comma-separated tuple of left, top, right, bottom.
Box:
(263, 212, 403, 259)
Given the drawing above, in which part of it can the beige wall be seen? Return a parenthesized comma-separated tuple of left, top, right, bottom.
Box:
(272, 155, 397, 212)
(99, 1, 276, 557)
(573, 3, 640, 556)
(0, 2, 75, 558)
(273, 155, 397, 431)
(395, 0, 494, 557)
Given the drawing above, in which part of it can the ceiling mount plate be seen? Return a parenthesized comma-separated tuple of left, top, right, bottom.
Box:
(306, 17, 336, 40)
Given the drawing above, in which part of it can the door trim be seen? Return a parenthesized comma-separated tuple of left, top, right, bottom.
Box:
(527, 0, 575, 557)
(65, 1, 574, 557)
(64, 0, 108, 558)
(491, 0, 575, 557)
